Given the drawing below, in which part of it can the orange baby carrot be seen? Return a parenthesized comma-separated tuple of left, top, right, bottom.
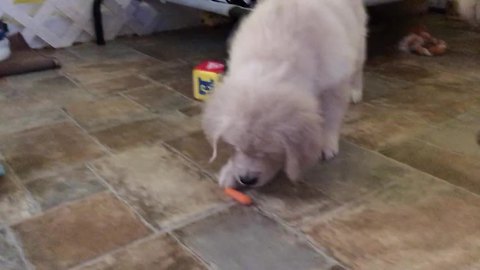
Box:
(224, 188, 253, 206)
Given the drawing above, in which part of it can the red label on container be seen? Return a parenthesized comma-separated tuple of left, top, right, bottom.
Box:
(195, 61, 225, 73)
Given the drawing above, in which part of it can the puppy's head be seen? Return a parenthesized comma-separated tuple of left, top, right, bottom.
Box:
(203, 79, 323, 188)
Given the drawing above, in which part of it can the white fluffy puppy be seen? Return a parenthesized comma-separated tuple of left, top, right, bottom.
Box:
(203, 0, 367, 188)
(456, 0, 480, 27)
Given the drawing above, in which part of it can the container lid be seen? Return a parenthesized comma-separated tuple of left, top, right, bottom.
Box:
(195, 61, 225, 73)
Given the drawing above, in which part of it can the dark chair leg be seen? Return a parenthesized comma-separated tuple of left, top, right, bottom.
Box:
(93, 0, 106, 45)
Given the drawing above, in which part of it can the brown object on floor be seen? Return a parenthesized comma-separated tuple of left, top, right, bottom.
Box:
(398, 25, 448, 56)
(366, 0, 428, 58)
(0, 33, 60, 77)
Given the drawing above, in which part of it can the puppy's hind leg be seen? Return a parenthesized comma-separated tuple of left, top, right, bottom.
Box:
(320, 84, 349, 160)
(350, 68, 364, 104)
(351, 36, 366, 104)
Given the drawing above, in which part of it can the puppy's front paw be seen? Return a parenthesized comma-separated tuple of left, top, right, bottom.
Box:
(321, 137, 339, 161)
(218, 160, 236, 188)
(350, 89, 363, 104)
(321, 147, 338, 161)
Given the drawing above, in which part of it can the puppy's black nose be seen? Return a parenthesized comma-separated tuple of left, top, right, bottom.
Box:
(238, 176, 258, 186)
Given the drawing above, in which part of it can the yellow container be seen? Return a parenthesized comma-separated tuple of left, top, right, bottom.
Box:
(192, 61, 225, 101)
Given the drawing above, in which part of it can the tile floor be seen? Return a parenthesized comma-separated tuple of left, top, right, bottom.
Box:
(1, 15, 480, 270)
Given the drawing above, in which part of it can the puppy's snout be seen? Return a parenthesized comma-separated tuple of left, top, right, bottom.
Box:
(238, 175, 259, 186)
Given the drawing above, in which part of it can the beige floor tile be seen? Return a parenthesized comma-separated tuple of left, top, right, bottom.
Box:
(77, 234, 206, 270)
(13, 192, 151, 270)
(91, 143, 227, 229)
(64, 96, 152, 132)
(0, 122, 106, 181)
(303, 175, 480, 270)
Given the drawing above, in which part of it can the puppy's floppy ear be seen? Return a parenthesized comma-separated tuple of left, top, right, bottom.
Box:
(202, 88, 230, 163)
(281, 109, 323, 181)
(205, 121, 228, 163)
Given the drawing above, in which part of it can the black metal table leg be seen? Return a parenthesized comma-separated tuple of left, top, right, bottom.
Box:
(93, 0, 106, 45)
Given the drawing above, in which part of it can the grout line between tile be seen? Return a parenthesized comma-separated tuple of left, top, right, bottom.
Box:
(3, 163, 42, 225)
(4, 226, 35, 270)
(117, 91, 154, 113)
(168, 232, 214, 270)
(344, 138, 480, 199)
(67, 211, 222, 270)
(158, 138, 356, 268)
(61, 109, 115, 157)
(156, 80, 196, 102)
(160, 142, 219, 185)
(254, 206, 350, 269)
(411, 136, 475, 159)
(67, 232, 164, 270)
(80, 130, 232, 234)
(135, 65, 197, 102)
(60, 57, 172, 86)
(7, 190, 230, 270)
(7, 191, 107, 227)
(66, 202, 233, 270)
(60, 70, 87, 90)
(160, 202, 235, 233)
(19, 162, 86, 185)
(117, 44, 170, 63)
(85, 139, 235, 232)
(112, 91, 154, 112)
(84, 162, 158, 233)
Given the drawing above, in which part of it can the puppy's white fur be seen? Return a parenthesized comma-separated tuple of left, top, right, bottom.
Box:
(456, 0, 480, 27)
(203, 0, 367, 188)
